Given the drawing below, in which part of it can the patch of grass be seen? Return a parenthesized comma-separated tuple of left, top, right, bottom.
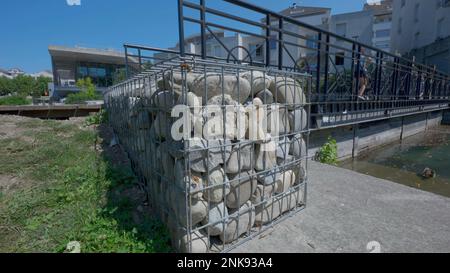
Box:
(0, 96, 31, 106)
(0, 118, 171, 253)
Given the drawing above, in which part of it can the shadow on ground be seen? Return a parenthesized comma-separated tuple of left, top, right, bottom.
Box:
(97, 124, 172, 253)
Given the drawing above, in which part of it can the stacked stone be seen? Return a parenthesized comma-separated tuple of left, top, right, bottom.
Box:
(108, 65, 308, 253)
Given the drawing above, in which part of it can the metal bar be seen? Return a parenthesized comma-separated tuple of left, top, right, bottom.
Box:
(265, 14, 271, 67)
(178, 0, 185, 56)
(200, 0, 206, 59)
(324, 34, 330, 100)
(278, 17, 283, 70)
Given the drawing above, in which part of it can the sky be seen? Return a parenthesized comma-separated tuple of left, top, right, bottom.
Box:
(1, 0, 371, 73)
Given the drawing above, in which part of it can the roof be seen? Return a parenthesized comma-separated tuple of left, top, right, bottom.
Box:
(278, 6, 331, 18)
(48, 45, 126, 65)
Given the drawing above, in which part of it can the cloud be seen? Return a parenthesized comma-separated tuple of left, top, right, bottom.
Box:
(66, 0, 81, 6)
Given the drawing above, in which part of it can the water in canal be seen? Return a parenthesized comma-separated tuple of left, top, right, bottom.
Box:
(340, 125, 450, 197)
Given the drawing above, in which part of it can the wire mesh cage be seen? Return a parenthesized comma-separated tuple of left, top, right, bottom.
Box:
(105, 57, 311, 253)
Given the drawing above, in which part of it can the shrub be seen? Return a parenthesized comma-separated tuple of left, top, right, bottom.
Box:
(316, 136, 338, 165)
(85, 109, 109, 126)
(65, 78, 103, 104)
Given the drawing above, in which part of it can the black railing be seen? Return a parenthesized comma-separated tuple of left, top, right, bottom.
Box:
(123, 0, 450, 128)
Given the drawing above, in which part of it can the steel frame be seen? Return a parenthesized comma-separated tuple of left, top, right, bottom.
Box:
(124, 0, 450, 129)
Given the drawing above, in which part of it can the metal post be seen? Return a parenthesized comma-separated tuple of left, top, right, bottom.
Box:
(316, 32, 322, 102)
(278, 17, 283, 70)
(178, 0, 185, 56)
(124, 45, 129, 79)
(200, 0, 206, 59)
(265, 14, 271, 68)
(355, 44, 362, 99)
(138, 48, 142, 73)
(324, 34, 330, 101)
(350, 43, 356, 101)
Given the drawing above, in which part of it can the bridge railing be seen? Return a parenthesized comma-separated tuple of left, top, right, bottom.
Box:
(124, 0, 450, 128)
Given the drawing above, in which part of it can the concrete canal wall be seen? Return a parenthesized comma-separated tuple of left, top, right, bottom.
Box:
(309, 110, 444, 159)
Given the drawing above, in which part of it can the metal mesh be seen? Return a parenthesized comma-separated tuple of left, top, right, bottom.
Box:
(105, 57, 311, 253)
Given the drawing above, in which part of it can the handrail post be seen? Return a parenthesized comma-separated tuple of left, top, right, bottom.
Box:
(278, 17, 283, 70)
(316, 32, 322, 102)
(350, 43, 356, 102)
(178, 0, 185, 56)
(324, 34, 330, 101)
(124, 45, 129, 79)
(200, 0, 206, 59)
(265, 14, 271, 68)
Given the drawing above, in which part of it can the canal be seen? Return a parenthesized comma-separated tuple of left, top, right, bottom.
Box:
(340, 125, 450, 198)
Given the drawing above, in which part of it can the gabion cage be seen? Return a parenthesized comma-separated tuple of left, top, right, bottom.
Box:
(105, 57, 311, 253)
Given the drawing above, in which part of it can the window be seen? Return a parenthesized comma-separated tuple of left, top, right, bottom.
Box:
(375, 29, 391, 38)
(335, 52, 345, 66)
(397, 18, 402, 34)
(414, 4, 420, 23)
(336, 23, 347, 37)
(249, 43, 263, 59)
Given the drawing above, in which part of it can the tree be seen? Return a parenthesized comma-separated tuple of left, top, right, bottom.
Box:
(76, 77, 96, 97)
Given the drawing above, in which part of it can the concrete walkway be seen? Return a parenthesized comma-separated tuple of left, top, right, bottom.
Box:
(233, 161, 450, 253)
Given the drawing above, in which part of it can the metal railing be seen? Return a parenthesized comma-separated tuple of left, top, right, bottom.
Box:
(125, 0, 450, 128)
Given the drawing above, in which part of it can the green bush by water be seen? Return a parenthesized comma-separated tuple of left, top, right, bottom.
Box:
(316, 136, 338, 165)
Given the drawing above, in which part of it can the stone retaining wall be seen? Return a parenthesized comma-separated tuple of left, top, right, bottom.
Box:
(105, 58, 310, 252)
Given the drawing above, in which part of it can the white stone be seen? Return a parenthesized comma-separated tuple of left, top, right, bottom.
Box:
(257, 169, 283, 186)
(226, 170, 258, 209)
(171, 192, 208, 227)
(225, 142, 254, 174)
(290, 134, 307, 159)
(269, 77, 306, 108)
(201, 202, 228, 236)
(157, 72, 200, 96)
(191, 73, 251, 104)
(255, 142, 277, 171)
(174, 159, 204, 199)
(275, 170, 296, 194)
(266, 107, 290, 135)
(203, 167, 230, 203)
(207, 94, 238, 106)
(241, 71, 273, 93)
(251, 183, 276, 206)
(255, 89, 274, 104)
(188, 138, 232, 173)
(220, 201, 255, 243)
(254, 199, 281, 226)
(178, 230, 210, 253)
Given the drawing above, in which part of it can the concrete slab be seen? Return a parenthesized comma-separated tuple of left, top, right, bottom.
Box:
(233, 161, 450, 253)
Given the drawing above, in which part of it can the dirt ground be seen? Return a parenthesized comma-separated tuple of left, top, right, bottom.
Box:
(0, 115, 146, 207)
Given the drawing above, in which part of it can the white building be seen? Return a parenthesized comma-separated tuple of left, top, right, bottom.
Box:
(391, 0, 450, 53)
(390, 0, 450, 72)
(157, 3, 397, 71)
(366, 0, 394, 52)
